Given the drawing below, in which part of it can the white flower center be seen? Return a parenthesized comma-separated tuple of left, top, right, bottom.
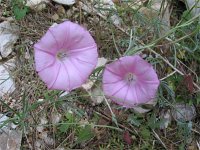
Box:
(125, 72, 137, 83)
(56, 51, 67, 60)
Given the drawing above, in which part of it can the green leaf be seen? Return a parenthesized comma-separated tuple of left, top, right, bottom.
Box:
(13, 6, 28, 20)
(179, 144, 185, 150)
(58, 123, 70, 133)
(58, 113, 75, 133)
(65, 113, 74, 122)
(127, 114, 142, 127)
(177, 121, 192, 143)
(140, 127, 151, 139)
(76, 126, 94, 143)
(181, 10, 193, 22)
(197, 94, 200, 104)
(147, 114, 165, 129)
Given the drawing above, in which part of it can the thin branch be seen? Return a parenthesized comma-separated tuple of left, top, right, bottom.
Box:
(111, 31, 122, 57)
(192, 129, 200, 135)
(56, 131, 75, 149)
(161, 71, 176, 80)
(152, 129, 167, 150)
(102, 94, 119, 127)
(177, 59, 199, 82)
(197, 141, 200, 150)
(94, 111, 137, 134)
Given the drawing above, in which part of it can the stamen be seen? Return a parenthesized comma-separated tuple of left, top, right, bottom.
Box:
(126, 72, 136, 83)
(57, 51, 67, 60)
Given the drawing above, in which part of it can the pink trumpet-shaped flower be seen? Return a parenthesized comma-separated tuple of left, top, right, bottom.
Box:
(34, 21, 98, 91)
(103, 55, 160, 108)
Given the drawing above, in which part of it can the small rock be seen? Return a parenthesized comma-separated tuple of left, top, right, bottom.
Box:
(25, 47, 30, 59)
(51, 13, 59, 21)
(56, 5, 66, 15)
(40, 116, 48, 125)
(110, 14, 122, 26)
(0, 114, 9, 132)
(39, 131, 47, 139)
(90, 85, 104, 105)
(132, 107, 151, 114)
(0, 129, 22, 150)
(0, 21, 19, 58)
(133, 99, 157, 113)
(35, 140, 42, 149)
(56, 148, 65, 150)
(82, 80, 94, 91)
(79, 118, 89, 127)
(53, 0, 76, 5)
(37, 99, 44, 102)
(51, 112, 61, 124)
(0, 114, 18, 133)
(51, 23, 58, 28)
(172, 104, 196, 122)
(36, 115, 48, 133)
(184, 0, 200, 18)
(59, 91, 69, 97)
(0, 65, 15, 97)
(3, 57, 16, 71)
(82, 82, 104, 105)
(160, 110, 171, 129)
(44, 137, 54, 146)
(26, 0, 49, 10)
(36, 126, 44, 133)
(66, 9, 73, 18)
(96, 57, 108, 68)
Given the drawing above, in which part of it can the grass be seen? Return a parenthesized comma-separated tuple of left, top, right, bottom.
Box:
(0, 0, 200, 149)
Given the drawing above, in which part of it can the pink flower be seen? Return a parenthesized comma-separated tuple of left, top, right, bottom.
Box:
(102, 55, 160, 108)
(34, 21, 98, 91)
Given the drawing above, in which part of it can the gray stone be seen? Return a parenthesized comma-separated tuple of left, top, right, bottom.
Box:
(0, 129, 22, 150)
(53, 0, 75, 5)
(0, 21, 19, 58)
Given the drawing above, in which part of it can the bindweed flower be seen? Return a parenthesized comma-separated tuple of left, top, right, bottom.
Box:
(102, 55, 160, 108)
(34, 21, 98, 91)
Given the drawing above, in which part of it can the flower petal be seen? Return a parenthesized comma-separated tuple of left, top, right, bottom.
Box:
(68, 45, 98, 65)
(103, 80, 127, 98)
(69, 58, 96, 82)
(123, 85, 138, 107)
(34, 49, 55, 72)
(133, 56, 152, 75)
(63, 59, 84, 91)
(49, 62, 70, 91)
(103, 70, 123, 84)
(135, 82, 156, 103)
(38, 61, 61, 89)
(107, 83, 129, 106)
(138, 68, 160, 84)
(34, 30, 59, 55)
(48, 21, 69, 50)
(118, 56, 137, 73)
(64, 23, 96, 50)
(104, 60, 127, 78)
